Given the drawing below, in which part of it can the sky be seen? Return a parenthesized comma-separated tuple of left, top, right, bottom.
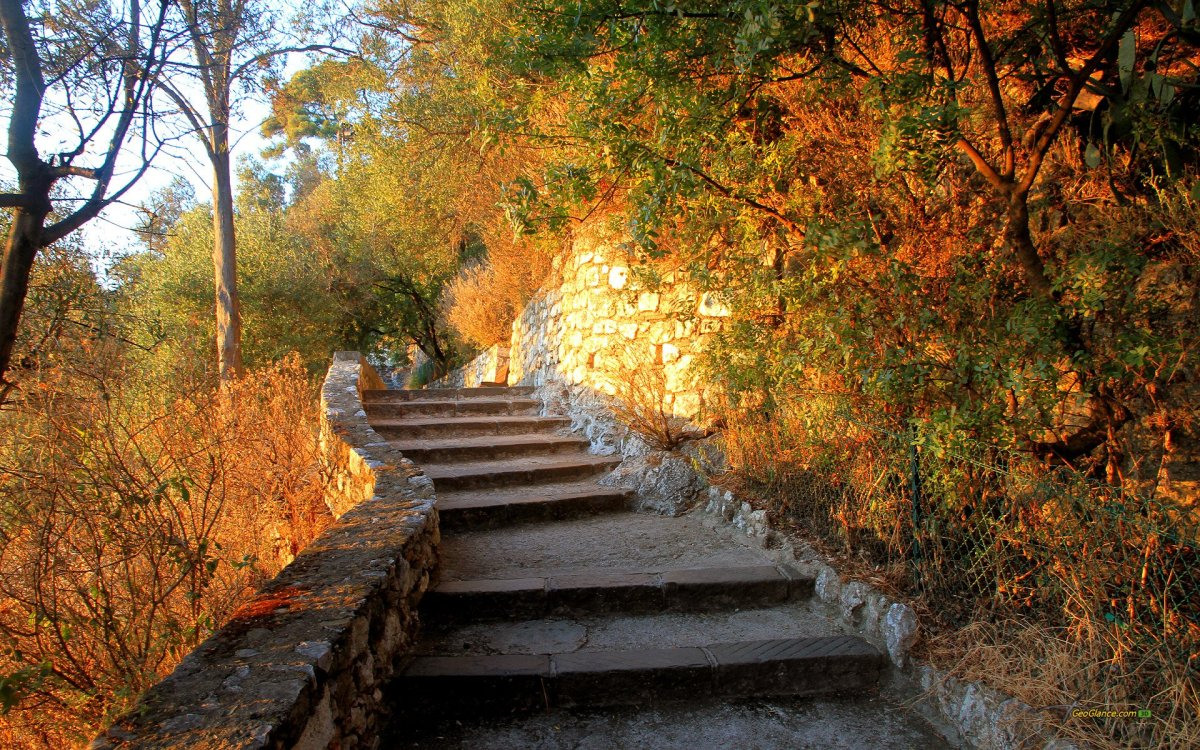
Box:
(77, 93, 280, 273)
(0, 0, 333, 278)
(77, 54, 317, 275)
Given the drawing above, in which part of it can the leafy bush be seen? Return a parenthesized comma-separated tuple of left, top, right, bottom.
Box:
(406, 358, 437, 389)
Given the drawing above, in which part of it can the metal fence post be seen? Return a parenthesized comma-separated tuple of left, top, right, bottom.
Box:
(909, 425, 923, 591)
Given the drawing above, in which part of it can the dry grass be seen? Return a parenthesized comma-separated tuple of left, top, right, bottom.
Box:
(0, 353, 331, 749)
(716, 394, 1198, 749)
(929, 620, 1200, 750)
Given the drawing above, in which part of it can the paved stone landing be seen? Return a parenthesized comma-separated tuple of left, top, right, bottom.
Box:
(364, 387, 948, 747)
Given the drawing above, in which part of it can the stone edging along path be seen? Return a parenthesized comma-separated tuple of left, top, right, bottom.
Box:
(701, 490, 1078, 750)
(92, 353, 439, 750)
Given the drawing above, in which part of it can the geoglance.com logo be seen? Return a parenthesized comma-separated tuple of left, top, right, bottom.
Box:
(1071, 708, 1153, 719)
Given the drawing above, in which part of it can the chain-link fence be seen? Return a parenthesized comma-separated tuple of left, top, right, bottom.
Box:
(720, 397, 1198, 747)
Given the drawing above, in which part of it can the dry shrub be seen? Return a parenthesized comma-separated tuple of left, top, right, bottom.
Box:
(602, 343, 698, 452)
(443, 263, 516, 349)
(444, 230, 557, 349)
(718, 393, 913, 576)
(0, 353, 330, 748)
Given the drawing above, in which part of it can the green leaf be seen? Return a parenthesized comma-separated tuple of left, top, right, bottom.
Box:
(1149, 73, 1175, 106)
(1118, 31, 1136, 93)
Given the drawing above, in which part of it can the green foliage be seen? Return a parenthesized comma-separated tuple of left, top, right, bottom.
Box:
(407, 358, 436, 388)
(115, 169, 356, 373)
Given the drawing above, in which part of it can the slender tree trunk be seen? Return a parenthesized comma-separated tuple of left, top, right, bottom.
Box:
(211, 126, 243, 380)
(0, 0, 49, 388)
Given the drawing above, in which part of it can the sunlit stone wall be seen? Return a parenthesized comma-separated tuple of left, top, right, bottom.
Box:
(507, 224, 729, 418)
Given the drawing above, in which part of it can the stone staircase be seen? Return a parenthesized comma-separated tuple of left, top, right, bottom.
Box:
(363, 386, 946, 747)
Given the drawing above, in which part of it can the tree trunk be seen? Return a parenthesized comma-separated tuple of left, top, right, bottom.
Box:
(1005, 195, 1055, 302)
(0, 204, 48, 385)
(211, 128, 243, 381)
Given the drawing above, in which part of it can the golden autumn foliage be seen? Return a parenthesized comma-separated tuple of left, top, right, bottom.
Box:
(0, 349, 331, 748)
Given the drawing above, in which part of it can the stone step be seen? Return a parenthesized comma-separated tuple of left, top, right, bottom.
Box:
(363, 386, 537, 402)
(393, 636, 883, 715)
(365, 398, 541, 419)
(423, 564, 814, 623)
(367, 415, 570, 440)
(423, 454, 622, 491)
(437, 480, 631, 530)
(438, 512, 775, 582)
(389, 433, 590, 464)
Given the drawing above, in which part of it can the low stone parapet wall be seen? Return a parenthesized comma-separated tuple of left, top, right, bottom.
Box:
(93, 352, 438, 750)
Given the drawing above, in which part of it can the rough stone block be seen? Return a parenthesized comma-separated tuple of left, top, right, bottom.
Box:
(839, 581, 870, 624)
(294, 689, 335, 750)
(883, 603, 920, 668)
(697, 291, 732, 317)
(814, 567, 841, 603)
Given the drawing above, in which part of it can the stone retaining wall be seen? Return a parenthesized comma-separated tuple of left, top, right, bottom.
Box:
(430, 343, 509, 389)
(506, 223, 728, 418)
(93, 352, 439, 750)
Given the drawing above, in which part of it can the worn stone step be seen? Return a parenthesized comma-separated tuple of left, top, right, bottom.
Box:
(388, 434, 590, 464)
(438, 512, 775, 582)
(363, 386, 537, 402)
(438, 480, 631, 530)
(417, 599, 845, 660)
(366, 398, 541, 419)
(393, 636, 883, 715)
(367, 415, 570, 440)
(423, 564, 814, 622)
(423, 454, 622, 491)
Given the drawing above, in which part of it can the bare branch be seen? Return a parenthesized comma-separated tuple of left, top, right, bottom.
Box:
(962, 0, 1015, 178)
(51, 165, 101, 179)
(956, 136, 1007, 191)
(639, 145, 805, 237)
(229, 43, 356, 83)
